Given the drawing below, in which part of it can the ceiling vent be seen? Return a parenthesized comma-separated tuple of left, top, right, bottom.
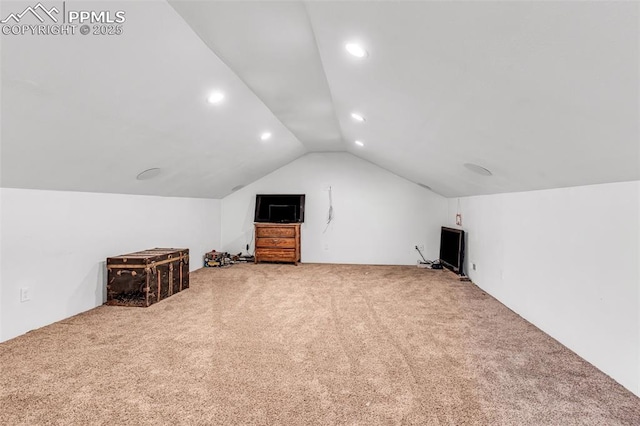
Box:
(136, 168, 162, 180)
(464, 163, 492, 176)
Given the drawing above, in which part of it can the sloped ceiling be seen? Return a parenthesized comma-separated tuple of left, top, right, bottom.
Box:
(1, 0, 306, 198)
(1, 1, 638, 198)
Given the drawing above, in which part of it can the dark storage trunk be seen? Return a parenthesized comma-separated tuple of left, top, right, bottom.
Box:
(106, 248, 189, 307)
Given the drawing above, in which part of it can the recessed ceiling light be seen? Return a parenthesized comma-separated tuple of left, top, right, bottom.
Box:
(355, 140, 364, 147)
(464, 163, 493, 176)
(351, 113, 365, 122)
(231, 184, 245, 192)
(345, 43, 368, 58)
(207, 91, 225, 104)
(260, 132, 272, 141)
(136, 168, 162, 181)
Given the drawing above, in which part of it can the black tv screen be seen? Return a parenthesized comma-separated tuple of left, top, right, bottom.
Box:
(255, 194, 305, 223)
(439, 227, 465, 275)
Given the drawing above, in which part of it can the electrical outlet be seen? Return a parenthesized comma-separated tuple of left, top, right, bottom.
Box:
(323, 243, 329, 251)
(418, 244, 425, 252)
(472, 263, 477, 271)
(20, 287, 30, 302)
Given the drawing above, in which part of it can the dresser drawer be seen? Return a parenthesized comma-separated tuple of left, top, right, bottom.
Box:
(256, 226, 296, 238)
(256, 237, 296, 249)
(255, 249, 297, 262)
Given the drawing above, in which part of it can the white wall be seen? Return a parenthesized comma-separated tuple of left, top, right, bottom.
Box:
(221, 152, 447, 265)
(0, 187, 3, 344)
(0, 188, 220, 342)
(447, 181, 640, 396)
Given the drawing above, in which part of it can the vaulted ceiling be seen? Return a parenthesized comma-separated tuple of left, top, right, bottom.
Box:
(2, 1, 638, 198)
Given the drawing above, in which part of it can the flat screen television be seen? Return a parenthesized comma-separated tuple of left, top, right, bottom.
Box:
(254, 194, 305, 223)
(439, 227, 465, 275)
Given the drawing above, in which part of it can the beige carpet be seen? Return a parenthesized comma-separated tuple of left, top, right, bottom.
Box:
(1, 263, 639, 425)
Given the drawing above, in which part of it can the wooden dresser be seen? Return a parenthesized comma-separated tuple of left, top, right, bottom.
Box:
(254, 223, 301, 265)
